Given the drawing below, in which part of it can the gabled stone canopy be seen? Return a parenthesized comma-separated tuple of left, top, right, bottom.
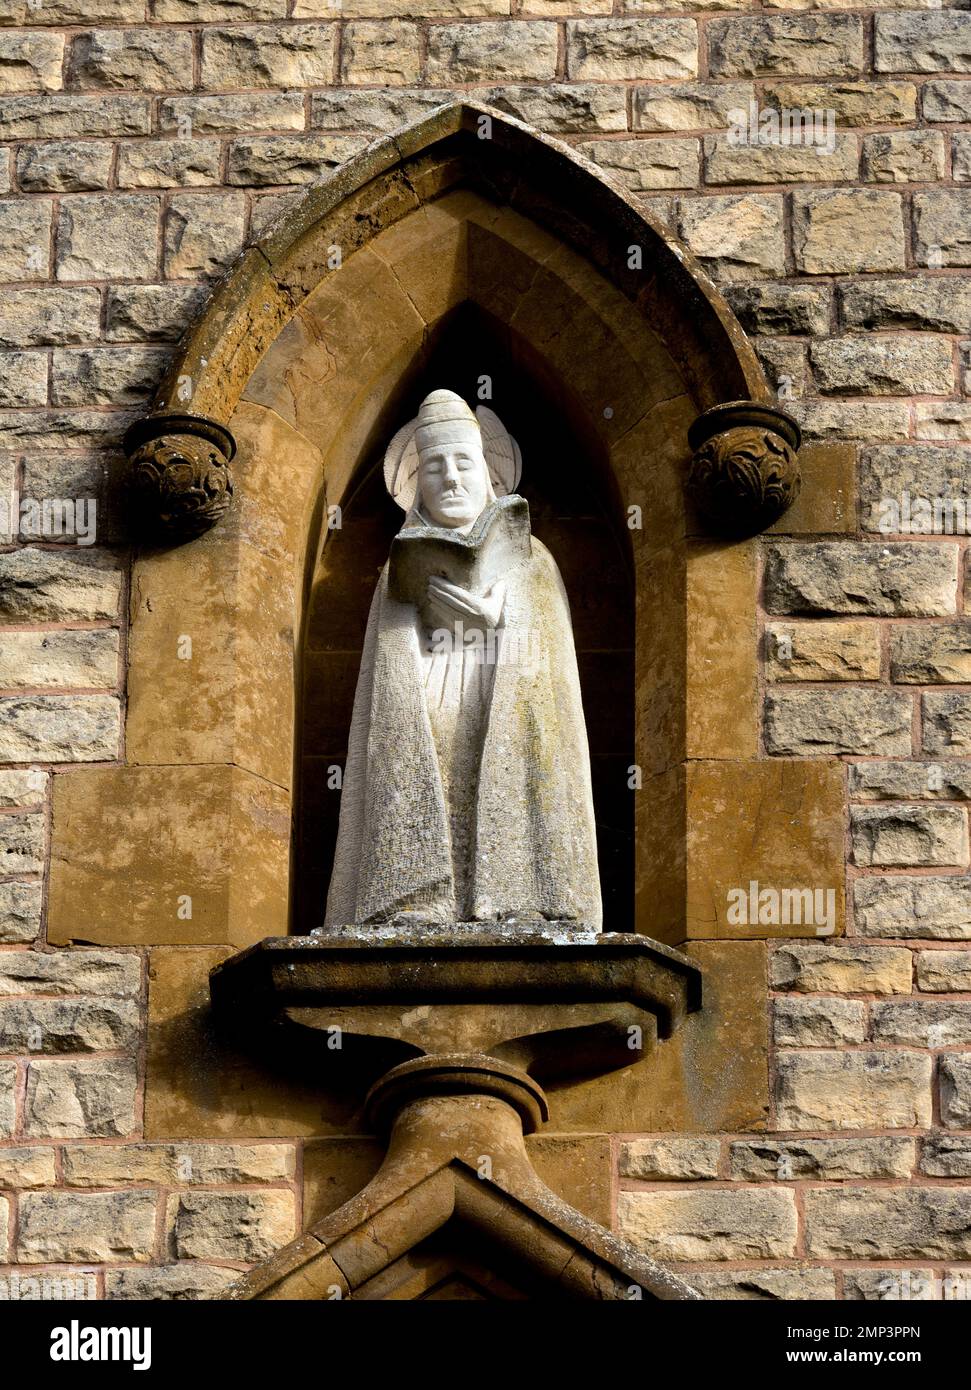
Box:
(232, 1094, 699, 1302)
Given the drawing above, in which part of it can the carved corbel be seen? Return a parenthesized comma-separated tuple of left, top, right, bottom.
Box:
(686, 400, 802, 536)
(124, 413, 236, 541)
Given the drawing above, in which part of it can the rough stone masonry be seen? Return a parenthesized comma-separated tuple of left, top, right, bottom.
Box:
(1, 0, 971, 1302)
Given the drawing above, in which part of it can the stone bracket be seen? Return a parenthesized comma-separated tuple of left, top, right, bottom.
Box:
(124, 412, 237, 542)
(687, 399, 802, 537)
(209, 927, 702, 1088)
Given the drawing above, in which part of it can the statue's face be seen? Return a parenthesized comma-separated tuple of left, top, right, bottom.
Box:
(417, 424, 491, 529)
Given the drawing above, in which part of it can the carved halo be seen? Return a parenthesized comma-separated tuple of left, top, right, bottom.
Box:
(383, 404, 522, 512)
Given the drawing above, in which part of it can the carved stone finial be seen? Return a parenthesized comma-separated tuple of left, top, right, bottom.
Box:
(686, 401, 802, 536)
(124, 413, 236, 541)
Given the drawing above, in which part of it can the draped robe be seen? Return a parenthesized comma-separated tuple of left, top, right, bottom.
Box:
(323, 497, 602, 930)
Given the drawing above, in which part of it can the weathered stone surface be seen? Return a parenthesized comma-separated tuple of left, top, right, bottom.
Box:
(0, 998, 139, 1053)
(851, 761, 971, 802)
(755, 337, 807, 397)
(765, 688, 912, 758)
(676, 194, 784, 280)
(872, 999, 971, 1047)
(0, 287, 102, 349)
(924, 80, 971, 123)
(682, 1268, 836, 1300)
(0, 813, 44, 876)
(708, 15, 864, 77)
(0, 408, 136, 452)
(0, 696, 120, 763)
(427, 21, 558, 80)
(581, 137, 698, 193)
(172, 1191, 295, 1261)
(64, 1142, 294, 1187)
(725, 281, 830, 336)
(811, 336, 953, 397)
(941, 1055, 971, 1127)
(923, 693, 971, 756)
(840, 277, 971, 334)
(916, 950, 971, 993)
(68, 29, 194, 91)
(807, 1187, 971, 1259)
(862, 131, 946, 184)
(703, 134, 857, 186)
(764, 80, 916, 125)
(789, 399, 909, 444)
(163, 192, 247, 278)
(0, 881, 42, 944)
(0, 629, 118, 692)
(106, 285, 204, 343)
(842, 1267, 937, 1301)
(730, 1138, 915, 1182)
(915, 403, 971, 442)
(0, 31, 64, 91)
(105, 1265, 241, 1300)
(0, 1062, 14, 1138)
(160, 92, 305, 135)
(18, 1190, 156, 1263)
(0, 945, 136, 1000)
(0, 93, 150, 140)
(0, 350, 46, 407)
(914, 191, 971, 268)
(860, 444, 971, 533)
(341, 20, 420, 84)
(922, 1135, 971, 1178)
(773, 996, 867, 1047)
(633, 81, 752, 132)
(24, 1059, 137, 1138)
(771, 942, 912, 994)
(775, 1050, 932, 1129)
(225, 134, 364, 186)
(765, 620, 881, 681)
(875, 12, 971, 75)
(0, 1146, 55, 1189)
(482, 83, 627, 134)
(0, 199, 51, 281)
(0, 769, 45, 807)
(155, 0, 285, 15)
(17, 140, 112, 193)
(117, 140, 221, 189)
(619, 1188, 797, 1260)
(855, 876, 971, 941)
(852, 805, 968, 870)
(1, 0, 148, 19)
(51, 346, 166, 407)
(765, 542, 957, 617)
(200, 24, 336, 89)
(567, 18, 697, 80)
(793, 190, 905, 275)
(891, 624, 971, 685)
(619, 1136, 720, 1181)
(55, 195, 159, 281)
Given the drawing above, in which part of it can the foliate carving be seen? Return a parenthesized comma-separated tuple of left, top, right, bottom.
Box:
(124, 414, 236, 541)
(686, 401, 801, 536)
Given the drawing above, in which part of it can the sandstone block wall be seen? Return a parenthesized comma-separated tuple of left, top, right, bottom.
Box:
(1, 0, 970, 1301)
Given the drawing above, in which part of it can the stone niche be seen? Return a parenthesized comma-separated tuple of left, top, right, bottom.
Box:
(45, 103, 854, 1298)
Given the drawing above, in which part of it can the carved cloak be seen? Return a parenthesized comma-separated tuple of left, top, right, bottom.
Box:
(323, 500, 602, 930)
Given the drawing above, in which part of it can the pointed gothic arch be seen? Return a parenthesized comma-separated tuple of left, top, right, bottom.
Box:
(47, 100, 790, 955)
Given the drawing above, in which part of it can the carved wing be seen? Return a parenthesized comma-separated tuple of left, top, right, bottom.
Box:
(476, 406, 522, 496)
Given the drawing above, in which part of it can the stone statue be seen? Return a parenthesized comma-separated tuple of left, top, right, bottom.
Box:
(323, 389, 602, 931)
